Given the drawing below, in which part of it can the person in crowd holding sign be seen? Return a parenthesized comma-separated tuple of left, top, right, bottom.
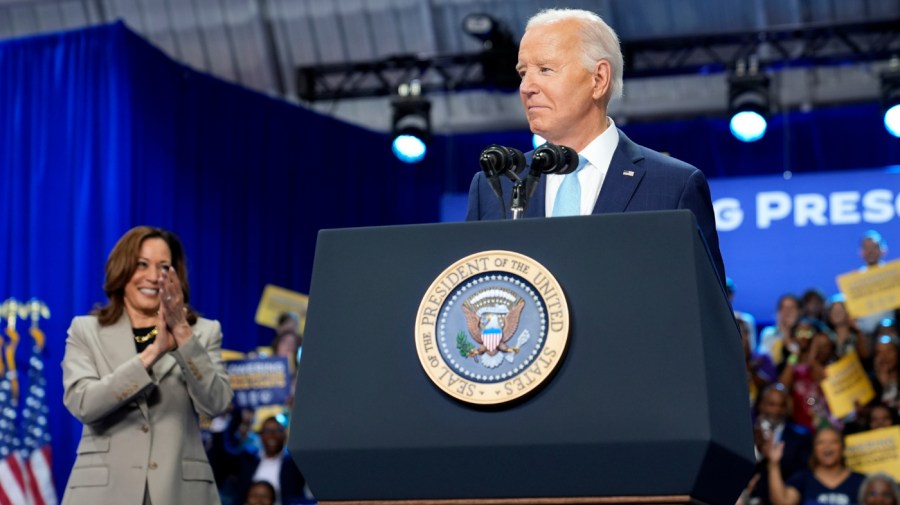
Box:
(859, 473, 900, 505)
(766, 426, 864, 505)
(855, 230, 899, 337)
(61, 226, 233, 505)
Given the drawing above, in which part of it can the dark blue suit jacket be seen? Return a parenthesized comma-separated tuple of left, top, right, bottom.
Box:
(465, 129, 726, 285)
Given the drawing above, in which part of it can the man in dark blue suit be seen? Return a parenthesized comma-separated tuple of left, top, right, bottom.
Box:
(466, 8, 725, 284)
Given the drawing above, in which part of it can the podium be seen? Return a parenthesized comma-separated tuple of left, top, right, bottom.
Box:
(289, 210, 754, 505)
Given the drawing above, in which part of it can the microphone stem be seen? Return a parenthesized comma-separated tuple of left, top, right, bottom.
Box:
(510, 180, 527, 220)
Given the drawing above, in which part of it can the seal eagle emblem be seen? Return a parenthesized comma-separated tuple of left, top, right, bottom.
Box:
(461, 288, 526, 368)
(415, 250, 570, 405)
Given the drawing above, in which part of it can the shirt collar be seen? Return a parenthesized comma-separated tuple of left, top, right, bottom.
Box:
(579, 117, 619, 169)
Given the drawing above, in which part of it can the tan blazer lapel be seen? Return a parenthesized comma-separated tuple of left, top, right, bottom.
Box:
(98, 315, 139, 372)
(99, 314, 152, 420)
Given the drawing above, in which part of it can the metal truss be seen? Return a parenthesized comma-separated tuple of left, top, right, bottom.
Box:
(296, 19, 900, 102)
(296, 53, 501, 102)
(625, 19, 900, 77)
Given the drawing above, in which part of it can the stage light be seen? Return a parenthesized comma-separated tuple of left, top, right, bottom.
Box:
(881, 59, 900, 138)
(728, 59, 770, 142)
(391, 81, 431, 164)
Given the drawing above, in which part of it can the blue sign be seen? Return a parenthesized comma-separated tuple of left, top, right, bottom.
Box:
(226, 356, 291, 409)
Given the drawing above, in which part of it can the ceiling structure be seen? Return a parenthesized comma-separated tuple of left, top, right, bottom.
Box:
(1, 0, 899, 134)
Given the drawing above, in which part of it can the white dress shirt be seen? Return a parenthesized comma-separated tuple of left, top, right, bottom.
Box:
(544, 118, 619, 217)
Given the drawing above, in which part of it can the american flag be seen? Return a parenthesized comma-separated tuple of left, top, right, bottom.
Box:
(20, 340, 56, 505)
(0, 367, 28, 505)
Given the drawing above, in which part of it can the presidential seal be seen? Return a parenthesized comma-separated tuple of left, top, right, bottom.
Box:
(415, 250, 570, 405)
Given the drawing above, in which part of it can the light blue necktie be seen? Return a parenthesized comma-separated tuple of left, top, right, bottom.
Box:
(552, 155, 588, 217)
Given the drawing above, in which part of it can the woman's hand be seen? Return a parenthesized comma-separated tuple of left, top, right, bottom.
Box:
(159, 267, 193, 347)
(139, 312, 176, 369)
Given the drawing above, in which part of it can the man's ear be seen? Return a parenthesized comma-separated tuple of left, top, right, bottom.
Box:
(592, 60, 611, 101)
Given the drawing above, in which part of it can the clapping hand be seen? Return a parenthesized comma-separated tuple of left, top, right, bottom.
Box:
(159, 267, 192, 347)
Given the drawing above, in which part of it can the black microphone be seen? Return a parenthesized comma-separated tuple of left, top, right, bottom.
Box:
(525, 143, 579, 199)
(479, 145, 526, 217)
(531, 143, 579, 175)
(480, 144, 526, 180)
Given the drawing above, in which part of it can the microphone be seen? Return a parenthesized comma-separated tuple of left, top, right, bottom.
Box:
(480, 145, 526, 180)
(531, 143, 579, 175)
(525, 142, 579, 199)
(479, 145, 527, 218)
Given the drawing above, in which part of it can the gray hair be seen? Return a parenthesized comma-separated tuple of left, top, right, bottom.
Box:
(858, 473, 900, 505)
(525, 8, 624, 101)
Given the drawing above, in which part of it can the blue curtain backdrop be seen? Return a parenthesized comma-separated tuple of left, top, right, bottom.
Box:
(2, 22, 898, 497)
(0, 22, 443, 495)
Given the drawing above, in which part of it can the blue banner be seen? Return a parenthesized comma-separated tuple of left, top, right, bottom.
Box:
(712, 166, 900, 323)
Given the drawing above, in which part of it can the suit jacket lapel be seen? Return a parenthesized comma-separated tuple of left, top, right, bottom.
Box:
(593, 130, 646, 214)
(100, 314, 151, 420)
(99, 315, 139, 372)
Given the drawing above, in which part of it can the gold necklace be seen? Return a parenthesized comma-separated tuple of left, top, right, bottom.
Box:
(134, 327, 158, 344)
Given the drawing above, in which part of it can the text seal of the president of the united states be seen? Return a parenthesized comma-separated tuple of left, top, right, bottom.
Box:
(415, 250, 570, 405)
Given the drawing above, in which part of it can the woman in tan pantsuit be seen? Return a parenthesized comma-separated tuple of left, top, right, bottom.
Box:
(61, 226, 233, 505)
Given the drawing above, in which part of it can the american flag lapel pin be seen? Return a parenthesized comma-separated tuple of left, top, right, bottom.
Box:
(623, 170, 635, 176)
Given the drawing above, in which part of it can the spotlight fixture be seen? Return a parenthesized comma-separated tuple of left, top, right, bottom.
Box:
(728, 58, 770, 143)
(462, 13, 519, 90)
(391, 80, 431, 164)
(881, 57, 900, 138)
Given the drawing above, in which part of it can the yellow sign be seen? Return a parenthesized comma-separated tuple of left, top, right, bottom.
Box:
(820, 351, 874, 419)
(221, 349, 247, 361)
(836, 260, 900, 319)
(414, 250, 570, 406)
(255, 284, 309, 331)
(846, 426, 900, 480)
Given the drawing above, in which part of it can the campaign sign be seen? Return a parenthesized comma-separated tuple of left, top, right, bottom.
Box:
(820, 351, 875, 419)
(226, 356, 291, 409)
(846, 426, 900, 480)
(837, 260, 900, 318)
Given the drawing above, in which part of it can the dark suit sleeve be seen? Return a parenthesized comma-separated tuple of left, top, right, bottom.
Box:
(677, 169, 726, 287)
(466, 172, 507, 221)
(465, 172, 482, 221)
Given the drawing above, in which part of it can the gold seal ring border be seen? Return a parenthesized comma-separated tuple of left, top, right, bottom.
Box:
(414, 250, 570, 405)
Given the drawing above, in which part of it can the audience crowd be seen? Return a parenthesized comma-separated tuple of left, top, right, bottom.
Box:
(738, 230, 900, 505)
(204, 311, 315, 505)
